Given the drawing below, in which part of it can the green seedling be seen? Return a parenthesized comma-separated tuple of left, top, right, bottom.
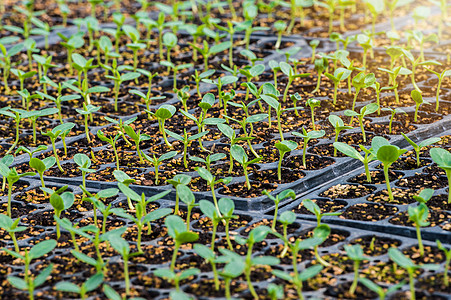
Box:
(378, 66, 411, 103)
(239, 64, 265, 101)
(240, 49, 264, 67)
(124, 125, 151, 164)
(377, 145, 407, 201)
(365, 0, 384, 34)
(74, 153, 96, 195)
(161, 61, 193, 89)
(425, 68, 451, 112)
(130, 90, 166, 115)
(166, 215, 199, 271)
(16, 144, 47, 161)
(154, 268, 200, 292)
(0, 43, 23, 94)
(104, 66, 140, 111)
(217, 124, 253, 174)
(0, 155, 13, 191)
(262, 189, 295, 231)
(192, 69, 215, 98)
(401, 134, 441, 167)
(103, 116, 136, 146)
(177, 184, 198, 230)
(123, 25, 146, 73)
(267, 283, 284, 300)
(194, 244, 220, 290)
(96, 130, 121, 170)
(275, 140, 298, 180)
(199, 200, 222, 251)
(0, 107, 25, 155)
(359, 277, 405, 300)
(4, 239, 56, 300)
(310, 39, 320, 63)
(37, 85, 80, 124)
(75, 104, 101, 143)
(0, 163, 35, 217)
(344, 244, 369, 295)
(370, 81, 394, 115)
(408, 200, 430, 257)
(306, 98, 321, 130)
(16, 89, 42, 111)
(195, 166, 231, 217)
(23, 108, 59, 144)
(167, 174, 192, 215)
(278, 211, 296, 257)
(302, 199, 341, 226)
(113, 170, 135, 210)
(430, 148, 451, 203)
(190, 153, 226, 173)
(403, 50, 441, 93)
(29, 157, 56, 193)
(312, 224, 332, 267)
(356, 33, 374, 69)
(234, 226, 278, 299)
(329, 115, 353, 156)
(325, 67, 352, 105)
(350, 72, 376, 117)
(312, 56, 329, 93)
(411, 90, 429, 123)
(142, 151, 177, 185)
(217, 249, 246, 300)
(189, 40, 230, 71)
(147, 104, 177, 148)
(166, 129, 209, 169)
(202, 76, 238, 107)
(218, 197, 237, 251)
(274, 20, 287, 49)
(382, 107, 406, 134)
(388, 247, 439, 300)
(162, 32, 178, 71)
(292, 128, 325, 168)
(55, 273, 104, 300)
(260, 92, 294, 139)
(279, 62, 310, 102)
(71, 53, 97, 86)
(230, 145, 262, 190)
(41, 186, 74, 239)
(0, 214, 27, 252)
(344, 103, 379, 142)
(436, 240, 451, 287)
(11, 69, 36, 97)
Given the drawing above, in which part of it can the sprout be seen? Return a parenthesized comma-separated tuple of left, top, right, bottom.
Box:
(302, 199, 341, 226)
(58, 32, 85, 75)
(263, 189, 296, 231)
(29, 157, 55, 194)
(306, 98, 321, 131)
(199, 199, 222, 251)
(377, 144, 406, 201)
(189, 40, 231, 71)
(401, 134, 440, 167)
(344, 103, 379, 142)
(96, 130, 121, 170)
(239, 64, 265, 101)
(280, 62, 311, 103)
(409, 190, 433, 257)
(429, 148, 451, 203)
(147, 104, 177, 148)
(74, 153, 96, 195)
(230, 145, 262, 190)
(142, 151, 177, 185)
(325, 67, 352, 105)
(162, 32, 178, 71)
(107, 235, 134, 295)
(202, 76, 238, 108)
(436, 240, 451, 287)
(274, 20, 287, 50)
(309, 39, 320, 63)
(75, 104, 101, 143)
(359, 277, 405, 300)
(278, 211, 296, 257)
(425, 68, 451, 112)
(104, 63, 140, 111)
(356, 33, 374, 69)
(0, 214, 27, 252)
(292, 128, 325, 168)
(388, 247, 439, 300)
(42, 123, 76, 172)
(350, 72, 376, 115)
(123, 125, 151, 164)
(329, 115, 353, 156)
(411, 90, 429, 123)
(192, 69, 215, 98)
(194, 243, 220, 290)
(11, 69, 36, 98)
(312, 56, 329, 94)
(344, 244, 369, 295)
(43, 186, 74, 239)
(4, 239, 56, 300)
(56, 273, 104, 300)
(275, 140, 298, 180)
(154, 268, 200, 293)
(190, 153, 226, 173)
(165, 215, 199, 271)
(378, 66, 411, 104)
(195, 167, 232, 217)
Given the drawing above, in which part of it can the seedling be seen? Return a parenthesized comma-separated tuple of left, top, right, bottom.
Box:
(0, 107, 25, 155)
(199, 200, 222, 251)
(425, 68, 451, 111)
(344, 103, 379, 142)
(356, 33, 374, 69)
(278, 211, 296, 257)
(191, 69, 215, 98)
(4, 239, 56, 300)
(408, 202, 429, 257)
(75, 104, 101, 143)
(312, 56, 329, 93)
(378, 66, 411, 103)
(0, 164, 35, 217)
(123, 24, 146, 73)
(359, 278, 405, 300)
(195, 167, 231, 217)
(325, 67, 352, 105)
(154, 268, 200, 292)
(377, 145, 406, 201)
(306, 98, 321, 130)
(350, 72, 376, 116)
(309, 39, 320, 63)
(163, 32, 178, 71)
(388, 248, 439, 300)
(190, 153, 226, 173)
(124, 125, 151, 164)
(436, 240, 451, 287)
(203, 76, 238, 108)
(274, 20, 287, 49)
(37, 85, 80, 124)
(55, 273, 104, 300)
(403, 50, 441, 93)
(167, 174, 192, 215)
(312, 224, 332, 267)
(239, 64, 265, 101)
(0, 43, 23, 94)
(224, 113, 265, 158)
(29, 157, 56, 193)
(189, 40, 230, 71)
(71, 53, 97, 86)
(58, 32, 85, 75)
(430, 148, 451, 203)
(260, 92, 294, 140)
(329, 115, 353, 156)
(104, 65, 140, 111)
(302, 199, 341, 226)
(279, 62, 310, 102)
(96, 130, 121, 170)
(103, 116, 136, 146)
(234, 226, 278, 299)
(142, 151, 177, 185)
(344, 244, 369, 295)
(0, 155, 13, 191)
(382, 107, 406, 134)
(230, 145, 262, 190)
(275, 140, 298, 180)
(194, 244, 220, 290)
(166, 215, 199, 271)
(11, 69, 36, 97)
(0, 214, 27, 252)
(166, 129, 209, 169)
(401, 133, 441, 167)
(262, 189, 295, 231)
(177, 184, 198, 230)
(292, 128, 325, 168)
(147, 104, 177, 148)
(74, 153, 96, 194)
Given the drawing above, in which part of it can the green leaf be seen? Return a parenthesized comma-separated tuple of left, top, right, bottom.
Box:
(299, 265, 323, 281)
(165, 215, 186, 239)
(230, 145, 247, 165)
(8, 276, 27, 290)
(251, 256, 280, 266)
(176, 231, 199, 244)
(177, 185, 195, 205)
(199, 200, 217, 219)
(29, 158, 46, 173)
(143, 208, 172, 223)
(29, 239, 57, 260)
(108, 235, 130, 257)
(388, 247, 415, 268)
(411, 90, 423, 104)
(377, 145, 401, 165)
(158, 151, 177, 162)
(103, 284, 122, 300)
(84, 273, 104, 292)
(118, 182, 141, 201)
(272, 269, 292, 281)
(34, 264, 54, 287)
(194, 243, 215, 260)
(333, 142, 363, 161)
(196, 167, 214, 183)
